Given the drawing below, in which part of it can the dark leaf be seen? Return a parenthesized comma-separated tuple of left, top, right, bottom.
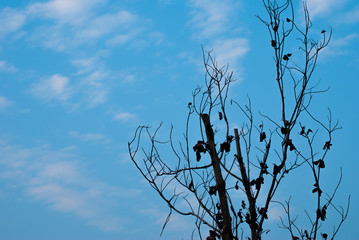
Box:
(250, 179, 256, 186)
(323, 141, 332, 150)
(319, 160, 325, 168)
(260, 162, 268, 174)
(220, 142, 230, 152)
(255, 177, 264, 190)
(273, 164, 282, 175)
(281, 127, 288, 134)
(235, 181, 239, 190)
(273, 25, 278, 32)
(321, 30, 326, 34)
(312, 187, 323, 196)
(219, 112, 223, 120)
(193, 141, 206, 153)
(288, 139, 296, 151)
(258, 207, 268, 219)
(217, 220, 223, 229)
(216, 212, 223, 221)
(283, 54, 289, 61)
(241, 200, 246, 209)
(209, 186, 217, 196)
(271, 40, 276, 47)
(286, 18, 291, 22)
(322, 233, 328, 239)
(189, 180, 194, 190)
(227, 135, 234, 143)
(260, 132, 266, 142)
(300, 126, 305, 135)
(196, 151, 201, 161)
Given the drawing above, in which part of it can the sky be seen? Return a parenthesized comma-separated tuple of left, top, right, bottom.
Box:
(0, 0, 358, 239)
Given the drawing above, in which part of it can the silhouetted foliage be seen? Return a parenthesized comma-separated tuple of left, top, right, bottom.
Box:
(128, 1, 349, 239)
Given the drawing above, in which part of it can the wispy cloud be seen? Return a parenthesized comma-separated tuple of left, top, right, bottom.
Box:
(69, 131, 111, 144)
(337, 5, 359, 24)
(29, 74, 72, 103)
(23, 1, 145, 52)
(80, 70, 110, 108)
(0, 141, 140, 232)
(0, 8, 26, 38)
(188, 0, 236, 38)
(0, 60, 17, 72)
(27, 0, 104, 26)
(0, 96, 12, 110)
(113, 112, 137, 122)
(187, 0, 249, 73)
(321, 33, 359, 57)
(304, 0, 348, 18)
(211, 38, 250, 70)
(78, 11, 137, 40)
(1, 1, 167, 111)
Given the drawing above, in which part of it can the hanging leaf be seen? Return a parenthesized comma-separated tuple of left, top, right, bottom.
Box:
(271, 40, 276, 47)
(219, 112, 223, 120)
(260, 132, 266, 142)
(209, 186, 217, 196)
(323, 141, 332, 150)
(235, 181, 239, 190)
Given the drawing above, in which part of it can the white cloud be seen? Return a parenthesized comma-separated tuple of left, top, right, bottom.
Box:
(339, 5, 359, 24)
(0, 141, 140, 232)
(113, 112, 136, 122)
(78, 11, 137, 40)
(211, 38, 250, 71)
(0, 96, 12, 110)
(0, 60, 17, 72)
(20, 0, 145, 52)
(321, 33, 359, 57)
(69, 131, 111, 144)
(188, 0, 236, 38)
(71, 58, 111, 108)
(304, 0, 347, 18)
(27, 0, 104, 26)
(72, 57, 99, 75)
(29, 74, 72, 102)
(106, 30, 141, 47)
(81, 70, 110, 108)
(0, 8, 26, 38)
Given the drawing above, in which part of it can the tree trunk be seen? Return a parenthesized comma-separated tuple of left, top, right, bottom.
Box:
(201, 114, 233, 240)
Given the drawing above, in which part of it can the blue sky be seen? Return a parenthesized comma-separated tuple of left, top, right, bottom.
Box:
(0, 0, 358, 239)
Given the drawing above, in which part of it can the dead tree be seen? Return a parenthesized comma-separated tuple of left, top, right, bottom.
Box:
(128, 1, 349, 239)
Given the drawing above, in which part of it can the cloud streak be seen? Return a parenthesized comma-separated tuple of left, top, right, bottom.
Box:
(187, 0, 249, 73)
(29, 74, 72, 103)
(188, 0, 235, 38)
(0, 141, 140, 232)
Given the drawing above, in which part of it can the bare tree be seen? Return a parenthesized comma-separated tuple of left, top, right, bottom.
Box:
(128, 1, 349, 239)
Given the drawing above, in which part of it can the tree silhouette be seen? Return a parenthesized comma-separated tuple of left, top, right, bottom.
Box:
(128, 1, 349, 239)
